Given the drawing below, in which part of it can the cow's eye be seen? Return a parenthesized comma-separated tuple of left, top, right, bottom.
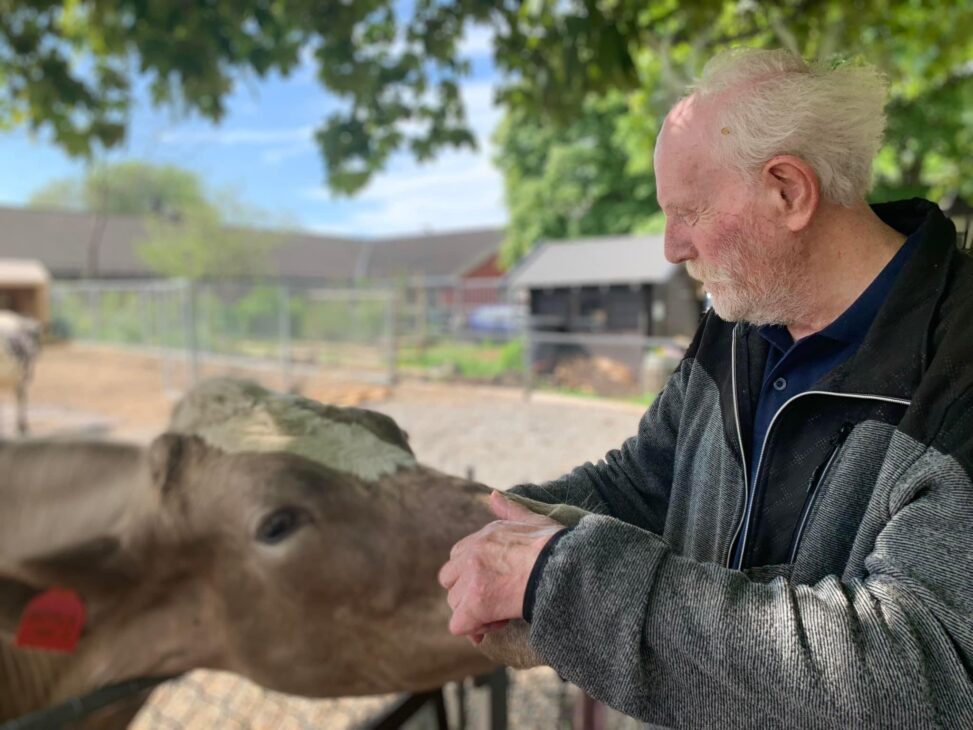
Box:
(256, 507, 306, 545)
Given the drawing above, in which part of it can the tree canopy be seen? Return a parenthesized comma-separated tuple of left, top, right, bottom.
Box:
(493, 2, 972, 263)
(495, 92, 664, 267)
(136, 202, 281, 281)
(29, 161, 279, 279)
(2, 1, 969, 197)
(29, 161, 207, 216)
(4, 1, 971, 266)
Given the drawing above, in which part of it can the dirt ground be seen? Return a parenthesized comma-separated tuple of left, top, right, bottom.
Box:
(3, 343, 647, 729)
(7, 342, 645, 488)
(4, 343, 394, 442)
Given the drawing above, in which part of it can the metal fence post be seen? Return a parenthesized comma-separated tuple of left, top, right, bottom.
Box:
(87, 288, 99, 340)
(350, 286, 360, 344)
(167, 284, 179, 392)
(472, 668, 508, 730)
(419, 276, 429, 349)
(278, 284, 292, 392)
(156, 288, 170, 394)
(522, 320, 533, 399)
(636, 336, 646, 397)
(385, 288, 397, 386)
(184, 279, 200, 384)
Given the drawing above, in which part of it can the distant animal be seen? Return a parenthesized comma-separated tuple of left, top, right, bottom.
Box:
(0, 310, 42, 435)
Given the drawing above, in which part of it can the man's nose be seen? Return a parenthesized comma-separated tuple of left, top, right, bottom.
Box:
(664, 226, 694, 264)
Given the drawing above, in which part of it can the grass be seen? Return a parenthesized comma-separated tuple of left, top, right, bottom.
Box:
(537, 386, 657, 409)
(397, 339, 524, 380)
(397, 338, 657, 407)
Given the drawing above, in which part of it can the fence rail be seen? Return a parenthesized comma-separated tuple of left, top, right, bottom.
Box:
(51, 277, 685, 400)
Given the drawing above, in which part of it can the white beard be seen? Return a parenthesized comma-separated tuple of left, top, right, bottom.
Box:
(686, 219, 812, 327)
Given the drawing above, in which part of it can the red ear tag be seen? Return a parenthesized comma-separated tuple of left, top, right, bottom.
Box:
(14, 588, 86, 653)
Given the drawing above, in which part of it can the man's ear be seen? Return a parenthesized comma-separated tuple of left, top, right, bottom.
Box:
(148, 433, 209, 494)
(760, 154, 820, 232)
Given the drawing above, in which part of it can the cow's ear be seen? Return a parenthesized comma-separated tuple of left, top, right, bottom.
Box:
(148, 433, 209, 493)
(18, 536, 132, 593)
(1, 540, 135, 642)
(0, 575, 41, 642)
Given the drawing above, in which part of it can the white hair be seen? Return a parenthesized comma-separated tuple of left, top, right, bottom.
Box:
(692, 48, 888, 206)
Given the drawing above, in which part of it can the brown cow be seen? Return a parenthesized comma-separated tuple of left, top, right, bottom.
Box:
(0, 379, 542, 728)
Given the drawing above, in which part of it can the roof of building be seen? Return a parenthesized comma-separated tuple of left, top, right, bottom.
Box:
(0, 205, 505, 282)
(508, 234, 676, 288)
(0, 258, 51, 287)
(365, 228, 504, 282)
(265, 230, 364, 282)
(0, 206, 151, 277)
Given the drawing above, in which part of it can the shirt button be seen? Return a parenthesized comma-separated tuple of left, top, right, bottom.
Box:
(773, 377, 787, 391)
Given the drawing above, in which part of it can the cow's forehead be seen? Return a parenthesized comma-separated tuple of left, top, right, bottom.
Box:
(169, 378, 417, 483)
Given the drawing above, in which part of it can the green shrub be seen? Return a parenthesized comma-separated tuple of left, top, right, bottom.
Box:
(398, 339, 524, 380)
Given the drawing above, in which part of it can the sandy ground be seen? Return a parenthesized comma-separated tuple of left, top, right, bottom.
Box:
(366, 381, 644, 489)
(3, 343, 647, 729)
(3, 343, 394, 442)
(6, 342, 644, 487)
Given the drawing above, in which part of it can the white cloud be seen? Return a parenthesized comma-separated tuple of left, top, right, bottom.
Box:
(306, 150, 506, 236)
(460, 80, 501, 145)
(291, 44, 319, 85)
(459, 24, 494, 58)
(262, 142, 316, 165)
(158, 126, 315, 145)
(302, 78, 507, 236)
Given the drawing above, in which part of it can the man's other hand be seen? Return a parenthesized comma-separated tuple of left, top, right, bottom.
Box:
(438, 490, 564, 644)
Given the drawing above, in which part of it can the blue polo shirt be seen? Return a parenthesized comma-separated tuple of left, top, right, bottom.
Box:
(730, 230, 920, 566)
(749, 232, 920, 481)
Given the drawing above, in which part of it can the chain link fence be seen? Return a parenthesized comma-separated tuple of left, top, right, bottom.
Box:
(50, 279, 399, 394)
(49, 279, 189, 394)
(51, 276, 683, 402)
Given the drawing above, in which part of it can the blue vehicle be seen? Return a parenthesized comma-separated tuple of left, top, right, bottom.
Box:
(466, 304, 524, 339)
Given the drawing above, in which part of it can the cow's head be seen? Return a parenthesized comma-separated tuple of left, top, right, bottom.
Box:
(141, 432, 431, 695)
(0, 394, 494, 711)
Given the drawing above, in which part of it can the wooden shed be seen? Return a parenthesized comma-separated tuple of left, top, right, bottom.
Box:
(509, 234, 703, 339)
(507, 234, 704, 391)
(0, 259, 51, 324)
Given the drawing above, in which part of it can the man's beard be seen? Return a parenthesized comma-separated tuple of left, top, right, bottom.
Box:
(687, 215, 811, 327)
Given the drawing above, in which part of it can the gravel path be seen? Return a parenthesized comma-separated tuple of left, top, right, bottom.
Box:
(362, 381, 645, 489)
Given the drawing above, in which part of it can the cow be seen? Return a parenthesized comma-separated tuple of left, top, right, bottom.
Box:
(0, 378, 546, 728)
(0, 310, 42, 436)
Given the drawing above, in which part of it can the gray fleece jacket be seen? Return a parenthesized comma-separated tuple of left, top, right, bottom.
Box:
(510, 199, 973, 729)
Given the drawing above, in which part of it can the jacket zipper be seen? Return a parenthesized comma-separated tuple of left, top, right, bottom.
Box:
(725, 326, 749, 567)
(787, 422, 855, 563)
(725, 330, 911, 570)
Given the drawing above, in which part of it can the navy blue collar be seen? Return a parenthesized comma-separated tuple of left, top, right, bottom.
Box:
(758, 229, 921, 353)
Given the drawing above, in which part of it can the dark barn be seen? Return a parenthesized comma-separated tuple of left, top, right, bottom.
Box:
(510, 234, 704, 389)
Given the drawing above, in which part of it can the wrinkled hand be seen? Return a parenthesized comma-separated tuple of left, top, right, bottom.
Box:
(438, 490, 564, 645)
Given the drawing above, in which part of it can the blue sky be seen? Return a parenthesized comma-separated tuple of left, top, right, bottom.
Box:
(0, 24, 504, 239)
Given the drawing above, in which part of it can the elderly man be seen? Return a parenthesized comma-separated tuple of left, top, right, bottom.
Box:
(439, 48, 973, 727)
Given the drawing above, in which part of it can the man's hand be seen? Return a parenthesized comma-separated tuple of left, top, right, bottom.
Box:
(438, 490, 565, 644)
